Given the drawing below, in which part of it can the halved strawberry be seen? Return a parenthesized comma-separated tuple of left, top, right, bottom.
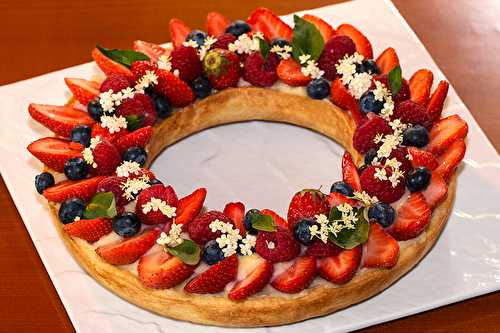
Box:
(375, 47, 399, 74)
(336, 24, 373, 59)
(247, 7, 293, 41)
(305, 240, 342, 257)
(224, 202, 246, 236)
(207, 12, 230, 37)
(317, 246, 361, 284)
(260, 208, 289, 231)
(43, 176, 106, 202)
(271, 256, 316, 293)
(303, 14, 335, 42)
(427, 115, 468, 155)
(64, 78, 100, 106)
(435, 139, 466, 181)
(342, 151, 362, 192)
(138, 251, 195, 289)
(228, 259, 273, 301)
(175, 188, 207, 228)
(113, 126, 153, 154)
(276, 58, 311, 87)
(154, 69, 196, 107)
(330, 78, 363, 124)
(407, 147, 438, 170)
(427, 81, 449, 122)
(169, 18, 191, 48)
(409, 69, 433, 106)
(91, 47, 134, 82)
(133, 40, 167, 62)
(63, 217, 112, 243)
(326, 192, 358, 208)
(388, 193, 431, 241)
(96, 228, 161, 265)
(184, 255, 238, 294)
(421, 172, 448, 209)
(362, 223, 399, 269)
(28, 104, 95, 138)
(27, 137, 83, 172)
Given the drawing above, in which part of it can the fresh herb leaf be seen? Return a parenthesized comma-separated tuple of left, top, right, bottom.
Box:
(328, 207, 370, 249)
(388, 65, 403, 96)
(291, 15, 324, 62)
(125, 115, 145, 132)
(83, 192, 117, 219)
(96, 45, 149, 68)
(258, 38, 271, 59)
(251, 213, 277, 232)
(167, 239, 201, 265)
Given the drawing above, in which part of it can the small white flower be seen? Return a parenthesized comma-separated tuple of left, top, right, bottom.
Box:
(82, 136, 101, 168)
(298, 54, 311, 64)
(209, 219, 242, 257)
(265, 240, 275, 249)
(141, 197, 177, 218)
(115, 161, 141, 178)
(301, 60, 324, 79)
(99, 90, 115, 113)
(100, 115, 128, 134)
(239, 234, 257, 256)
(228, 33, 260, 55)
(353, 191, 378, 205)
(157, 54, 172, 71)
(156, 223, 184, 247)
(182, 40, 199, 48)
(374, 167, 388, 181)
(270, 44, 292, 60)
(347, 72, 372, 99)
(120, 175, 151, 201)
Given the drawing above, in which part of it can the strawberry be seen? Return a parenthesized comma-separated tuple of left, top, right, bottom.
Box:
(115, 94, 157, 127)
(133, 40, 167, 62)
(188, 211, 233, 245)
(207, 11, 230, 37)
(359, 166, 406, 204)
(387, 193, 431, 241)
(271, 256, 317, 293)
(287, 189, 329, 229)
(260, 209, 289, 231)
(276, 58, 311, 87)
(203, 49, 241, 90)
(247, 7, 293, 41)
(305, 240, 342, 257)
(427, 114, 468, 155)
(184, 255, 238, 293)
(130, 60, 158, 81)
(91, 47, 134, 82)
(154, 69, 195, 107)
(169, 18, 191, 48)
(63, 217, 112, 243)
(255, 230, 300, 262)
(96, 228, 161, 265)
(336, 24, 373, 59)
(318, 35, 356, 80)
(352, 114, 392, 154)
(223, 202, 246, 236)
(27, 137, 83, 172)
(170, 46, 203, 82)
(28, 104, 95, 138)
(303, 14, 336, 42)
(43, 176, 106, 202)
(435, 139, 466, 181)
(64, 78, 100, 106)
(426, 81, 449, 122)
(317, 246, 361, 284)
(421, 172, 448, 209)
(138, 251, 195, 289)
(375, 47, 399, 74)
(228, 259, 273, 301)
(330, 78, 363, 124)
(362, 223, 399, 268)
(96, 176, 128, 206)
(326, 192, 358, 208)
(212, 33, 237, 50)
(91, 123, 127, 144)
(243, 52, 279, 87)
(342, 151, 362, 192)
(175, 188, 207, 229)
(113, 126, 153, 154)
(90, 139, 121, 176)
(135, 185, 178, 225)
(407, 147, 438, 170)
(392, 100, 431, 129)
(409, 69, 434, 106)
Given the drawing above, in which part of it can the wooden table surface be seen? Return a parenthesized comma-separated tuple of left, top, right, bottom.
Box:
(1, 0, 499, 332)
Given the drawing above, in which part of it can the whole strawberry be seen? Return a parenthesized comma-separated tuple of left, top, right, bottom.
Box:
(90, 139, 121, 176)
(203, 49, 241, 90)
(116, 93, 157, 127)
(287, 189, 329, 229)
(154, 69, 195, 107)
(170, 45, 203, 82)
(318, 35, 356, 80)
(243, 52, 279, 87)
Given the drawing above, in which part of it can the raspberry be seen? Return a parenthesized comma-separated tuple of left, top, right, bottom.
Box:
(116, 93, 157, 127)
(91, 139, 121, 176)
(243, 52, 279, 87)
(353, 114, 392, 154)
(384, 147, 412, 175)
(305, 240, 342, 257)
(255, 230, 300, 263)
(318, 35, 356, 80)
(372, 74, 410, 103)
(212, 33, 237, 50)
(171, 46, 203, 82)
(130, 61, 158, 81)
(154, 69, 195, 107)
(96, 176, 128, 206)
(187, 211, 233, 245)
(99, 74, 131, 93)
(135, 185, 178, 225)
(360, 165, 405, 203)
(392, 100, 432, 129)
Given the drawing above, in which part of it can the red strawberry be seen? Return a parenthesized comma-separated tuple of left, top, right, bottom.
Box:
(96, 228, 161, 265)
(212, 33, 237, 50)
(260, 209, 289, 231)
(427, 114, 468, 155)
(362, 223, 399, 268)
(170, 46, 203, 82)
(184, 255, 238, 294)
(352, 114, 392, 154)
(28, 104, 95, 138)
(336, 24, 373, 59)
(115, 93, 157, 127)
(375, 47, 399, 74)
(287, 189, 329, 229)
(372, 74, 410, 103)
(228, 259, 273, 300)
(303, 14, 336, 42)
(99, 74, 131, 93)
(359, 165, 406, 204)
(317, 246, 361, 284)
(243, 52, 279, 87)
(421, 172, 448, 209)
(426, 81, 449, 122)
(326, 192, 358, 208)
(135, 185, 178, 225)
(318, 35, 356, 80)
(305, 240, 342, 257)
(138, 251, 195, 289)
(407, 147, 438, 170)
(91, 47, 134, 82)
(276, 58, 311, 87)
(27, 137, 83, 172)
(90, 139, 121, 176)
(64, 78, 100, 106)
(207, 11, 230, 37)
(154, 69, 195, 107)
(409, 69, 434, 106)
(43, 176, 106, 203)
(330, 78, 363, 124)
(169, 18, 191, 48)
(255, 230, 300, 263)
(63, 217, 112, 243)
(342, 151, 362, 192)
(113, 126, 153, 154)
(188, 211, 233, 245)
(247, 7, 293, 41)
(130, 60, 158, 81)
(392, 100, 431, 129)
(96, 176, 128, 206)
(91, 123, 127, 144)
(174, 188, 207, 229)
(435, 139, 466, 181)
(203, 49, 241, 90)
(223, 202, 246, 236)
(133, 40, 167, 62)
(387, 193, 431, 241)
(271, 256, 317, 293)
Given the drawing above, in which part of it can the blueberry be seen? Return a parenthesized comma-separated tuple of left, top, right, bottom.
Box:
(364, 148, 378, 166)
(270, 38, 290, 48)
(35, 172, 55, 194)
(244, 209, 261, 235)
(368, 202, 395, 228)
(356, 59, 380, 75)
(306, 78, 330, 99)
(64, 157, 89, 180)
(186, 29, 208, 47)
(70, 125, 92, 147)
(112, 212, 141, 237)
(402, 125, 429, 148)
(330, 181, 354, 197)
(406, 167, 431, 192)
(359, 90, 384, 114)
(202, 240, 225, 265)
(87, 98, 103, 121)
(144, 86, 155, 97)
(123, 146, 147, 166)
(191, 77, 212, 99)
(58, 198, 85, 224)
(293, 219, 316, 245)
(225, 20, 251, 37)
(149, 179, 163, 186)
(152, 94, 172, 118)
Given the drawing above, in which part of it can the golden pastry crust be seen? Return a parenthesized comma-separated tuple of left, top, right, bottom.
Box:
(51, 87, 457, 327)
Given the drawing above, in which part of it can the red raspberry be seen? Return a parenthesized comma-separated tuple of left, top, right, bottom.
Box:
(170, 46, 203, 82)
(135, 185, 178, 225)
(96, 176, 128, 206)
(372, 74, 410, 103)
(187, 211, 233, 245)
(318, 35, 356, 80)
(392, 100, 432, 129)
(305, 240, 342, 257)
(130, 60, 158, 81)
(91, 139, 121, 176)
(154, 69, 195, 107)
(212, 33, 237, 50)
(382, 147, 412, 175)
(115, 93, 157, 127)
(353, 114, 392, 154)
(360, 165, 405, 203)
(255, 230, 300, 263)
(99, 74, 131, 93)
(243, 52, 279, 87)
(91, 123, 127, 145)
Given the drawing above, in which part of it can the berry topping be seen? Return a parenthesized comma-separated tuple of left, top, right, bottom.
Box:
(305, 240, 342, 257)
(427, 81, 449, 122)
(392, 100, 431, 129)
(356, 59, 380, 75)
(115, 93, 157, 127)
(188, 211, 233, 245)
(372, 74, 409, 103)
(326, 192, 358, 208)
(260, 209, 289, 231)
(293, 219, 316, 245)
(63, 217, 113, 243)
(42, 176, 106, 203)
(362, 223, 399, 268)
(89, 139, 121, 176)
(342, 151, 362, 192)
(306, 78, 330, 99)
(427, 115, 468, 155)
(132, 40, 166, 62)
(330, 78, 363, 124)
(207, 12, 230, 37)
(364, 147, 378, 166)
(270, 38, 291, 48)
(367, 202, 395, 228)
(243, 52, 279, 87)
(247, 7, 293, 41)
(35, 172, 55, 194)
(302, 14, 335, 42)
(58, 198, 85, 224)
(154, 69, 195, 107)
(114, 126, 153, 155)
(87, 98, 104, 121)
(287, 189, 329, 229)
(336, 24, 373, 59)
(169, 18, 191, 48)
(99, 74, 131, 93)
(387, 193, 431, 241)
(434, 139, 466, 181)
(91, 47, 134, 82)
(402, 125, 429, 148)
(255, 230, 300, 263)
(225, 20, 251, 37)
(223, 202, 246, 236)
(64, 157, 89, 180)
(130, 60, 158, 81)
(152, 94, 173, 118)
(211, 33, 237, 50)
(185, 29, 208, 47)
(190, 76, 212, 99)
(96, 176, 128, 206)
(375, 47, 399, 75)
(318, 35, 356, 80)
(359, 90, 384, 114)
(64, 78, 100, 106)
(122, 146, 148, 166)
(203, 49, 241, 90)
(276, 58, 311, 86)
(243, 209, 261, 235)
(317, 246, 361, 284)
(421, 172, 448, 209)
(136, 184, 178, 225)
(406, 167, 431, 192)
(138, 251, 195, 289)
(228, 259, 273, 301)
(28, 104, 95, 138)
(359, 165, 405, 203)
(406, 147, 438, 170)
(70, 125, 92, 147)
(330, 181, 354, 197)
(175, 188, 207, 228)
(271, 256, 317, 293)
(352, 114, 392, 154)
(409, 69, 433, 106)
(184, 255, 238, 294)
(171, 45, 203, 82)
(202, 240, 225, 265)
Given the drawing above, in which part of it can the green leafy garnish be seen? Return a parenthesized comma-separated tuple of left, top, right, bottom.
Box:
(388, 65, 403, 96)
(291, 15, 324, 62)
(258, 38, 271, 59)
(96, 45, 149, 68)
(250, 213, 277, 232)
(167, 239, 201, 265)
(83, 192, 117, 219)
(328, 206, 370, 249)
(125, 115, 145, 132)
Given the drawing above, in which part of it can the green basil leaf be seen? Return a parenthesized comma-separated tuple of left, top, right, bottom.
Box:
(328, 207, 370, 249)
(251, 213, 277, 232)
(96, 45, 149, 68)
(291, 15, 324, 62)
(125, 115, 145, 132)
(167, 239, 201, 265)
(258, 38, 270, 59)
(388, 65, 403, 96)
(83, 192, 117, 219)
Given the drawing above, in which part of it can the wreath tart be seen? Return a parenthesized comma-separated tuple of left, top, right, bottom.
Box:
(28, 7, 467, 327)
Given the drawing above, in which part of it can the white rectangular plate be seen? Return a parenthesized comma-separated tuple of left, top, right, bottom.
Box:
(1, 0, 500, 332)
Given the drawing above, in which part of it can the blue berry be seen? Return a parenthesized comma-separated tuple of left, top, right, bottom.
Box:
(64, 157, 89, 180)
(152, 94, 172, 118)
(191, 77, 212, 99)
(368, 202, 395, 228)
(149, 179, 163, 186)
(403, 125, 429, 148)
(58, 198, 85, 224)
(364, 148, 378, 166)
(202, 240, 225, 265)
(270, 38, 290, 48)
(35, 172, 55, 194)
(112, 212, 141, 237)
(406, 167, 431, 192)
(306, 78, 330, 99)
(70, 125, 92, 147)
(225, 20, 251, 37)
(293, 219, 316, 245)
(123, 146, 147, 167)
(186, 29, 208, 47)
(87, 98, 103, 121)
(359, 90, 384, 114)
(244, 209, 261, 235)
(330, 181, 354, 197)
(356, 59, 380, 75)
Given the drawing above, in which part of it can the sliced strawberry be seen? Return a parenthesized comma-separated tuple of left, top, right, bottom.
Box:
(421, 172, 448, 209)
(63, 217, 112, 243)
(435, 139, 466, 181)
(184, 255, 238, 294)
(326, 192, 358, 208)
(169, 18, 191, 48)
(260, 208, 289, 231)
(27, 137, 83, 172)
(276, 58, 311, 87)
(91, 123, 127, 144)
(224, 202, 246, 236)
(247, 7, 293, 41)
(317, 246, 361, 284)
(175, 188, 207, 229)
(409, 69, 433, 106)
(303, 14, 335, 42)
(388, 193, 431, 241)
(336, 24, 373, 59)
(427, 114, 468, 155)
(133, 40, 167, 62)
(43, 176, 106, 202)
(375, 47, 399, 75)
(91, 47, 134, 82)
(407, 147, 438, 170)
(207, 12, 230, 37)
(64, 78, 100, 106)
(362, 223, 399, 269)
(28, 104, 95, 138)
(342, 151, 362, 192)
(138, 251, 195, 289)
(96, 228, 161, 265)
(228, 259, 273, 301)
(271, 256, 316, 293)
(113, 126, 153, 154)
(426, 81, 449, 122)
(330, 78, 363, 124)
(305, 240, 342, 257)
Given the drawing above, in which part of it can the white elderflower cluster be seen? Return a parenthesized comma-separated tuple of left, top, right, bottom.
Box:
(157, 54, 172, 71)
(100, 115, 127, 133)
(373, 80, 394, 119)
(115, 161, 142, 178)
(239, 234, 257, 256)
(182, 40, 199, 48)
(156, 223, 184, 247)
(198, 36, 218, 60)
(309, 214, 330, 243)
(373, 118, 408, 162)
(299, 54, 324, 79)
(309, 205, 359, 243)
(228, 32, 263, 55)
(373, 157, 405, 188)
(209, 219, 242, 257)
(270, 44, 292, 59)
(336, 52, 364, 85)
(134, 70, 158, 93)
(353, 191, 379, 205)
(347, 72, 372, 99)
(120, 175, 151, 200)
(142, 197, 177, 218)
(82, 136, 101, 168)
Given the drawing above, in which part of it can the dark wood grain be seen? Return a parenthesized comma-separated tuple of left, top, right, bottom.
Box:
(1, 1, 499, 332)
